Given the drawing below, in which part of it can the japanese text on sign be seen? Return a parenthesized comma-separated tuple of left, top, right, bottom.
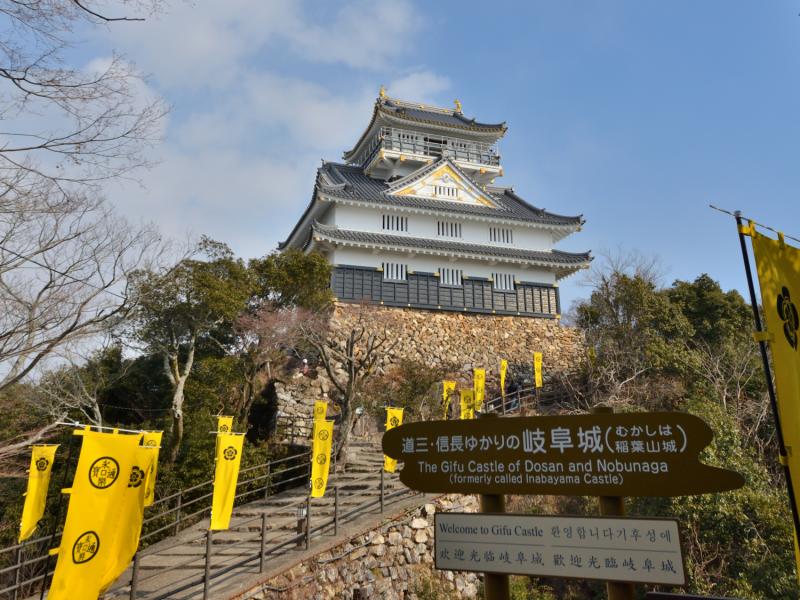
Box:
(435, 513, 685, 586)
(382, 413, 744, 497)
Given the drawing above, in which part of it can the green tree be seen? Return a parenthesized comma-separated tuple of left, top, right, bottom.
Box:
(130, 238, 254, 461)
(228, 249, 332, 421)
(249, 249, 332, 310)
(667, 274, 751, 348)
(574, 266, 692, 408)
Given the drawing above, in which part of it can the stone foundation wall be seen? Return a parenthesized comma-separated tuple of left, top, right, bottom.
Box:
(275, 304, 585, 421)
(242, 495, 480, 600)
(331, 303, 584, 374)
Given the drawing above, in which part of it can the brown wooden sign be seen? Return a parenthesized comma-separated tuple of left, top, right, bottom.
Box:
(382, 413, 744, 497)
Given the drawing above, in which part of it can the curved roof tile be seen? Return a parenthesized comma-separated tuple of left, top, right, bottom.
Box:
(311, 223, 591, 273)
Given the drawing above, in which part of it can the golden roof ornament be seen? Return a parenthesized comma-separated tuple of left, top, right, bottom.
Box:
(379, 85, 387, 99)
(454, 98, 463, 113)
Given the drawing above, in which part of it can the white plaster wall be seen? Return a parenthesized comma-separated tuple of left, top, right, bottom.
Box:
(331, 204, 555, 252)
(319, 204, 336, 225)
(330, 247, 556, 285)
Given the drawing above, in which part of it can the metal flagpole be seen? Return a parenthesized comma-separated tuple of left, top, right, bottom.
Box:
(734, 210, 800, 547)
(39, 435, 77, 600)
(56, 420, 149, 435)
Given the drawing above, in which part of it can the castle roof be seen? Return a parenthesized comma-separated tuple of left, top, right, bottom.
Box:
(343, 95, 507, 163)
(278, 162, 584, 250)
(319, 162, 581, 225)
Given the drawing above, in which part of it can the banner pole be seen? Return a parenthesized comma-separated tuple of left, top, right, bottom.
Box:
(478, 412, 509, 600)
(39, 435, 77, 600)
(593, 406, 634, 600)
(734, 211, 800, 547)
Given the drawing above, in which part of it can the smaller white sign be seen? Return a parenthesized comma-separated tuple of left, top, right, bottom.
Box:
(435, 513, 685, 586)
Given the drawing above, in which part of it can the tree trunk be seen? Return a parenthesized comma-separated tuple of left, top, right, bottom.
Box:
(335, 383, 357, 465)
(169, 376, 187, 463)
(164, 338, 195, 463)
(92, 400, 103, 428)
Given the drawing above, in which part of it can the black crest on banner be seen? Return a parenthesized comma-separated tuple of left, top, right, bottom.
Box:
(223, 446, 237, 461)
(35, 457, 49, 471)
(778, 286, 799, 350)
(89, 457, 119, 489)
(72, 531, 100, 564)
(128, 466, 145, 488)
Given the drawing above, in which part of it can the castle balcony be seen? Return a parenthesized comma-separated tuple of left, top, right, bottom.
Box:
(354, 127, 502, 181)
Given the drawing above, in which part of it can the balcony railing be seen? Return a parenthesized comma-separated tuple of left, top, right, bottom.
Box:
(354, 126, 501, 168)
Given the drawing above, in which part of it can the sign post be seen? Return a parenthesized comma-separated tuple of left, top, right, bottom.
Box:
(593, 406, 635, 600)
(383, 411, 741, 600)
(478, 412, 509, 600)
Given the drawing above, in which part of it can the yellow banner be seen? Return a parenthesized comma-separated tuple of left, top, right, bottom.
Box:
(102, 443, 157, 591)
(19, 445, 58, 542)
(384, 407, 404, 472)
(313, 400, 328, 421)
(474, 368, 485, 412)
(49, 429, 153, 599)
(217, 415, 234, 433)
(442, 381, 456, 419)
(534, 352, 543, 388)
(141, 432, 162, 507)
(311, 420, 334, 497)
(460, 389, 475, 420)
(210, 433, 244, 530)
(752, 230, 800, 575)
(500, 359, 508, 399)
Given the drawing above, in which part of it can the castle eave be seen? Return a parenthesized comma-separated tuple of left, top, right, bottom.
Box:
(310, 223, 591, 279)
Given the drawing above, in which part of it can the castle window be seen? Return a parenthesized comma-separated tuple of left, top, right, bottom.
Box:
(439, 267, 463, 286)
(492, 272, 515, 291)
(382, 262, 407, 281)
(437, 221, 462, 238)
(434, 185, 458, 199)
(382, 214, 408, 232)
(489, 227, 513, 244)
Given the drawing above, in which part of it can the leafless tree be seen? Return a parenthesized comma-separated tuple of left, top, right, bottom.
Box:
(232, 304, 307, 420)
(0, 195, 162, 389)
(0, 195, 165, 464)
(0, 1, 170, 466)
(35, 344, 133, 428)
(299, 305, 399, 464)
(0, 0, 167, 194)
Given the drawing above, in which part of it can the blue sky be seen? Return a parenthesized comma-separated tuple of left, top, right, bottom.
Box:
(82, 0, 800, 310)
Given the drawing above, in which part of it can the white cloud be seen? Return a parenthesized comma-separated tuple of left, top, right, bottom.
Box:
(112, 0, 420, 89)
(285, 1, 420, 69)
(388, 71, 452, 104)
(96, 0, 451, 260)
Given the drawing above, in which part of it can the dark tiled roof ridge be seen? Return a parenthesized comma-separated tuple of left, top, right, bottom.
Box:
(311, 222, 592, 265)
(344, 96, 506, 161)
(490, 186, 585, 224)
(316, 162, 582, 226)
(381, 97, 507, 130)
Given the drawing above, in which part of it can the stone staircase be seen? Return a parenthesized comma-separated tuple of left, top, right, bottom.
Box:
(104, 438, 422, 600)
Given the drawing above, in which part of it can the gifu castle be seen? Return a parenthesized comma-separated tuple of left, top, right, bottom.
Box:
(280, 89, 591, 318)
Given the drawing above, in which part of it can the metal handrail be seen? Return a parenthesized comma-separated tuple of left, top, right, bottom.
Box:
(354, 126, 501, 168)
(2, 415, 436, 598)
(0, 447, 313, 599)
(99, 461, 414, 600)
